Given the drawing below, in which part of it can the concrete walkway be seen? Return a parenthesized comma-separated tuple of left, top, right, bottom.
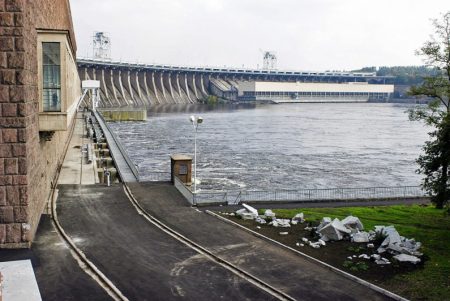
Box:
(59, 112, 96, 185)
(128, 182, 394, 301)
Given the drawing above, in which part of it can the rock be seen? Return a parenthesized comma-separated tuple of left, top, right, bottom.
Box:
(317, 217, 332, 231)
(269, 219, 291, 228)
(292, 213, 305, 223)
(347, 256, 353, 260)
(256, 226, 261, 229)
(319, 235, 330, 242)
(229, 213, 235, 216)
(318, 239, 326, 246)
(371, 254, 381, 260)
(319, 223, 344, 241)
(279, 232, 289, 235)
(291, 220, 298, 225)
(341, 216, 364, 231)
(296, 242, 300, 246)
(352, 231, 370, 243)
(264, 209, 276, 219)
(236, 208, 257, 220)
(393, 254, 421, 264)
(376, 259, 390, 265)
(309, 242, 321, 249)
(331, 218, 352, 234)
(255, 216, 267, 224)
(358, 254, 370, 260)
(299, 243, 305, 247)
(318, 218, 350, 241)
(377, 247, 386, 254)
(376, 225, 422, 256)
(302, 237, 309, 243)
(242, 204, 258, 216)
(367, 243, 374, 248)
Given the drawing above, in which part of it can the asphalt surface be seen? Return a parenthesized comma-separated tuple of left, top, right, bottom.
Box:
(56, 184, 277, 301)
(0, 215, 111, 301)
(128, 181, 395, 301)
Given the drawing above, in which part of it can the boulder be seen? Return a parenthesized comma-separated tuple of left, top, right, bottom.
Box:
(317, 217, 332, 231)
(352, 231, 370, 243)
(269, 219, 291, 228)
(393, 254, 421, 264)
(264, 209, 276, 219)
(236, 208, 257, 220)
(242, 204, 258, 216)
(318, 223, 344, 241)
(341, 216, 364, 231)
(255, 216, 267, 224)
(292, 212, 305, 223)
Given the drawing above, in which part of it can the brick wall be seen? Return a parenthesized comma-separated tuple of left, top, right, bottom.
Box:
(0, 0, 78, 248)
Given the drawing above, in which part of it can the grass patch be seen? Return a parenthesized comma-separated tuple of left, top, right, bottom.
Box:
(270, 205, 450, 301)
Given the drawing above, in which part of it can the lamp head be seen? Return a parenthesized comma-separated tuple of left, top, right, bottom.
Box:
(197, 117, 203, 124)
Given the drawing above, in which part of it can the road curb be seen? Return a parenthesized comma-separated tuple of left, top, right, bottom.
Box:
(206, 210, 409, 301)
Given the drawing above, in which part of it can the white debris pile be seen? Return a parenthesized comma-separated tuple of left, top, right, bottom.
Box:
(374, 226, 422, 262)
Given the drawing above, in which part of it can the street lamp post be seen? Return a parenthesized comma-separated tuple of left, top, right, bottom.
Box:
(190, 115, 203, 193)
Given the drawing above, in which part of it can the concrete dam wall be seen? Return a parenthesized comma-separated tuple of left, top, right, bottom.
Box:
(77, 59, 392, 107)
(78, 66, 212, 107)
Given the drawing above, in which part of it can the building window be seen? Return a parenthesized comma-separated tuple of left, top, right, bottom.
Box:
(42, 42, 61, 112)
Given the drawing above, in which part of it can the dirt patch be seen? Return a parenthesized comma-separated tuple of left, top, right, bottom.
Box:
(223, 215, 426, 287)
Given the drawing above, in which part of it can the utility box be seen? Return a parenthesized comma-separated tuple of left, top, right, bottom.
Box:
(171, 154, 192, 184)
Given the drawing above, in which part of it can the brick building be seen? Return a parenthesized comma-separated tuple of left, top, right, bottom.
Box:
(0, 0, 81, 248)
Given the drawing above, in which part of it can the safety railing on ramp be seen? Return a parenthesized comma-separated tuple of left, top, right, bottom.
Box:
(176, 185, 426, 206)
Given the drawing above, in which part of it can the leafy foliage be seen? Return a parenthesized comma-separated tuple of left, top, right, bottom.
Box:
(408, 12, 450, 209)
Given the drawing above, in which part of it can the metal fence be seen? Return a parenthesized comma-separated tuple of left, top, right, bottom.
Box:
(96, 111, 141, 181)
(191, 186, 425, 205)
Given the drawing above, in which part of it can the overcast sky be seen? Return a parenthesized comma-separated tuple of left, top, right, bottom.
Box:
(70, 0, 449, 71)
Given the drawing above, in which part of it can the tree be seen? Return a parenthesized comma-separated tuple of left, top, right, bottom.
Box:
(409, 11, 450, 209)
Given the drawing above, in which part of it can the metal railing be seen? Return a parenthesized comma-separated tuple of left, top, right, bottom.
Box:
(96, 111, 140, 181)
(192, 186, 425, 205)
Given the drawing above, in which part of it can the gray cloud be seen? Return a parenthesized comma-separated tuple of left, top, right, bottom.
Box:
(70, 0, 449, 71)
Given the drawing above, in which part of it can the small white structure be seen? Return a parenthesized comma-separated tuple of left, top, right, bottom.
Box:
(0, 260, 42, 301)
(82, 80, 101, 110)
(237, 81, 394, 103)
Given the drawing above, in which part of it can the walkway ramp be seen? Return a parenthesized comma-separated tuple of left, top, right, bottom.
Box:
(93, 111, 138, 183)
(128, 182, 394, 301)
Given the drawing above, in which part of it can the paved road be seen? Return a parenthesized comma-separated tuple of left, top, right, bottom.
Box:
(0, 216, 111, 301)
(128, 182, 395, 301)
(56, 184, 277, 301)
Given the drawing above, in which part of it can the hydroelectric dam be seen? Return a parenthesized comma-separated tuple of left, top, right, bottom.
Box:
(77, 58, 394, 107)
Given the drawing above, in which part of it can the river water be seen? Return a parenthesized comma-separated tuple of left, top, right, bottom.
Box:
(108, 103, 430, 192)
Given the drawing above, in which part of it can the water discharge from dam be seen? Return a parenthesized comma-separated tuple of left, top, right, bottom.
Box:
(108, 103, 430, 192)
